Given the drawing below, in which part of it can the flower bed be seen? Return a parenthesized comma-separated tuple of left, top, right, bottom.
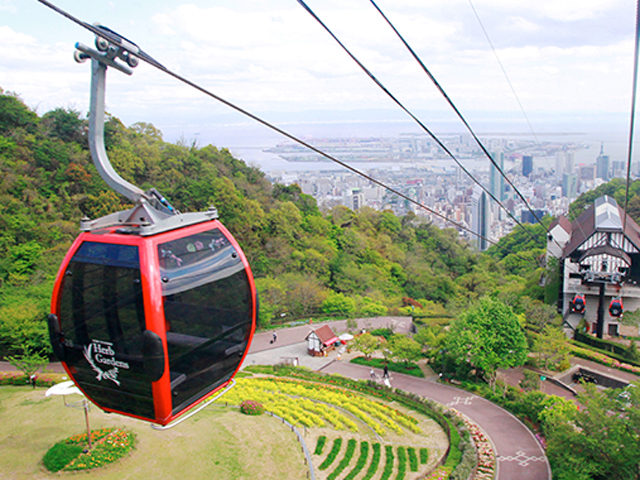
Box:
(43, 428, 135, 472)
(218, 376, 420, 436)
(570, 343, 640, 375)
(240, 400, 265, 415)
(0, 371, 66, 387)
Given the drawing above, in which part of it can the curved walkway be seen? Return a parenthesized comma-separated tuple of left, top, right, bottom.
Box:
(246, 318, 551, 480)
(0, 316, 551, 479)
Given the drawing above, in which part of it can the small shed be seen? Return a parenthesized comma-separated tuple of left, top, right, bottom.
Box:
(305, 325, 339, 357)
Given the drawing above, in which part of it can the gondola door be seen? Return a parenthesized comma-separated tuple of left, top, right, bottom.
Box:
(50, 236, 165, 422)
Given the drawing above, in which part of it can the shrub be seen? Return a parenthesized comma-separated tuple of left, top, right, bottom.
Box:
(397, 446, 407, 480)
(408, 447, 419, 471)
(419, 448, 428, 464)
(350, 356, 425, 378)
(362, 443, 381, 480)
(314, 436, 327, 455)
(43, 442, 84, 472)
(371, 328, 393, 340)
(319, 438, 343, 470)
(328, 438, 357, 480)
(240, 400, 264, 416)
(344, 442, 369, 480)
(381, 445, 394, 480)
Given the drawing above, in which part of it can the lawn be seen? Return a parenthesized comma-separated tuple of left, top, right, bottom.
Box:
(0, 386, 307, 480)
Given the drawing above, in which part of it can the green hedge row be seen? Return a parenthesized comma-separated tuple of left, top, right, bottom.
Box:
(328, 439, 356, 480)
(350, 357, 425, 378)
(407, 447, 419, 471)
(314, 435, 326, 456)
(381, 445, 394, 480)
(397, 446, 407, 480)
(362, 443, 381, 480)
(344, 441, 369, 480)
(319, 438, 342, 471)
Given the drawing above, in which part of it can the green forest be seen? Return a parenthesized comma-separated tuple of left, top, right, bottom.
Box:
(0, 88, 564, 359)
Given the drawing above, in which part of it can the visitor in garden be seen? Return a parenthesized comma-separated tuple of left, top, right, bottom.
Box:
(272, 331, 278, 343)
(383, 365, 389, 379)
(370, 367, 376, 379)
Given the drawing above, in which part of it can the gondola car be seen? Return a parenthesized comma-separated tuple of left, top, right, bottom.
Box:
(609, 297, 624, 318)
(571, 294, 586, 314)
(47, 30, 256, 425)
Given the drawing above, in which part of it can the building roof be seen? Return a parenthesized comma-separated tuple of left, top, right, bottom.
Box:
(306, 325, 339, 346)
(562, 196, 640, 258)
(549, 215, 572, 234)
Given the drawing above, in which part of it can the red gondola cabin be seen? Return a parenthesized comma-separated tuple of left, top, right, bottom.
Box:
(572, 294, 586, 314)
(609, 298, 624, 317)
(48, 221, 256, 425)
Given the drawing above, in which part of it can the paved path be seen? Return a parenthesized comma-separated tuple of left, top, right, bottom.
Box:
(1, 316, 552, 479)
(246, 319, 552, 480)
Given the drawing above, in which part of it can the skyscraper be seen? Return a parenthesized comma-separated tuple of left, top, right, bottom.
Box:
(565, 151, 574, 174)
(554, 152, 564, 178)
(596, 144, 610, 181)
(471, 187, 490, 251)
(489, 151, 505, 201)
(522, 155, 533, 177)
(562, 173, 577, 199)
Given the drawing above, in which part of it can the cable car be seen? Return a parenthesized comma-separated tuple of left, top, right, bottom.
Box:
(571, 294, 586, 314)
(47, 33, 256, 425)
(609, 297, 624, 318)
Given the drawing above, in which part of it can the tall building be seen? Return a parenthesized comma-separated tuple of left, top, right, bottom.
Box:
(489, 151, 505, 202)
(565, 151, 575, 174)
(596, 144, 610, 181)
(562, 173, 578, 199)
(345, 188, 364, 210)
(522, 155, 533, 177)
(471, 187, 490, 251)
(554, 152, 564, 178)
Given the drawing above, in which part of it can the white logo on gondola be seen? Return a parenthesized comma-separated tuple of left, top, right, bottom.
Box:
(83, 340, 130, 387)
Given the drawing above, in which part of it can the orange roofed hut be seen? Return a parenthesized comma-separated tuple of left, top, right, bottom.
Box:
(305, 325, 339, 357)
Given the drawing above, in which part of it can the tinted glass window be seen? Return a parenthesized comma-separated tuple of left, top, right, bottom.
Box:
(159, 228, 252, 414)
(58, 242, 154, 419)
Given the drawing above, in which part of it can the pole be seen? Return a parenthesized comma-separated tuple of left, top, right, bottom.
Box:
(84, 400, 92, 450)
(596, 282, 606, 339)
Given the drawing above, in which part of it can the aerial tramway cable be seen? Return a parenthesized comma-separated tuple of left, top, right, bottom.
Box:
(35, 0, 553, 258)
(623, 0, 640, 233)
(296, 0, 562, 253)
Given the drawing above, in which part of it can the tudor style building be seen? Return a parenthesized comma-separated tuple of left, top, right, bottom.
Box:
(548, 195, 640, 337)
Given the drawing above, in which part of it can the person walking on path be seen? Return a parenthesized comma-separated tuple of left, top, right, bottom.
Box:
(383, 364, 389, 379)
(272, 331, 278, 344)
(370, 367, 376, 379)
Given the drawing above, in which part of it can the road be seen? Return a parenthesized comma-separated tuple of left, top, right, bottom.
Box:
(245, 317, 552, 480)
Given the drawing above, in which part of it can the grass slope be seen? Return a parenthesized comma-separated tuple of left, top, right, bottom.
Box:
(0, 386, 306, 480)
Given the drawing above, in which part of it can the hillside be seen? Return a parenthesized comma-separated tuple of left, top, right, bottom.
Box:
(0, 89, 548, 357)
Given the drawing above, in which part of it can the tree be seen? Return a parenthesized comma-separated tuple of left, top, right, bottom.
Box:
(445, 297, 528, 388)
(388, 334, 422, 364)
(546, 383, 640, 480)
(533, 325, 571, 371)
(350, 332, 380, 359)
(5, 345, 48, 378)
(322, 292, 356, 317)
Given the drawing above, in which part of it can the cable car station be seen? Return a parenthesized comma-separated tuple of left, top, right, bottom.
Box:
(549, 196, 640, 339)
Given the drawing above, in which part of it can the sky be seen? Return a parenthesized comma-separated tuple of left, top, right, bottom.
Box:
(0, 0, 637, 152)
